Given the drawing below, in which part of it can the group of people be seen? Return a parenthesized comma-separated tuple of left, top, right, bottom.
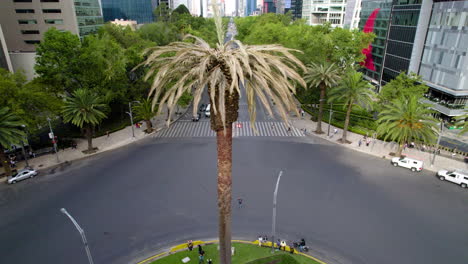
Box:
(187, 241, 213, 264)
(358, 136, 372, 147)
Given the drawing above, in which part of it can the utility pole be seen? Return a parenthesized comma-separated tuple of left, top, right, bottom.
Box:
(60, 208, 95, 264)
(271, 170, 283, 253)
(126, 101, 140, 138)
(431, 121, 444, 166)
(47, 117, 59, 163)
(20, 125, 29, 167)
(327, 103, 333, 137)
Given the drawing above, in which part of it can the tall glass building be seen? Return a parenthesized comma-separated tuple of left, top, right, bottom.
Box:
(102, 0, 154, 24)
(75, 0, 106, 36)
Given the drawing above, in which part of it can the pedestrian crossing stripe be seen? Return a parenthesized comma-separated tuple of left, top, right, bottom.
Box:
(154, 121, 304, 138)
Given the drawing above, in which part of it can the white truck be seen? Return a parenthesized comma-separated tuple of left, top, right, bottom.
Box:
(391, 157, 423, 172)
(437, 170, 468, 188)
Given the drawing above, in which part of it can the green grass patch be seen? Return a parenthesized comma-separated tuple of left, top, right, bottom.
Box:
(150, 243, 319, 264)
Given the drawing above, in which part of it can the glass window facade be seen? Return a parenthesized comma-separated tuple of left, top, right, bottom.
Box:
(420, 1, 468, 93)
(74, 0, 104, 37)
(102, 0, 154, 24)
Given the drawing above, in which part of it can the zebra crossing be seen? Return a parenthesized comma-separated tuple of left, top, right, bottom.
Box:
(154, 121, 304, 138)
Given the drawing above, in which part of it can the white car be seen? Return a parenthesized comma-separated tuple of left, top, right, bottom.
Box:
(205, 104, 211, 117)
(437, 170, 468, 188)
(8, 169, 38, 184)
(391, 157, 423, 172)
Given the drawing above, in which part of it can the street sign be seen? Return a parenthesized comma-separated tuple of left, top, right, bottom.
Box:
(49, 132, 54, 139)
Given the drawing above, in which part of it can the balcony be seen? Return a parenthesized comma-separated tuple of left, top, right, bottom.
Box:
(421, 98, 466, 117)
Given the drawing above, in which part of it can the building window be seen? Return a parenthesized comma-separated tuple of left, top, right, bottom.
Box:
(24, 40, 40, 44)
(42, 9, 61, 13)
(21, 30, 40, 34)
(18, 19, 37, 24)
(15, 9, 35, 13)
(13, 0, 32, 2)
(45, 19, 64, 24)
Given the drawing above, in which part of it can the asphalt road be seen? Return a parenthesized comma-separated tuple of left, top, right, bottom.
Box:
(1, 87, 468, 264)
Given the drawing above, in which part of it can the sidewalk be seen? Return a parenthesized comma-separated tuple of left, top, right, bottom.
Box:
(289, 111, 468, 173)
(0, 104, 190, 182)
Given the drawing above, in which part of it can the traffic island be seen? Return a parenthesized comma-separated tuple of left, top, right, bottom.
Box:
(139, 241, 324, 264)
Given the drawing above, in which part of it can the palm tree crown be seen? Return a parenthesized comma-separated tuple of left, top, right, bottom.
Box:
(0, 107, 25, 149)
(303, 62, 341, 133)
(377, 95, 438, 154)
(62, 89, 107, 128)
(328, 71, 374, 110)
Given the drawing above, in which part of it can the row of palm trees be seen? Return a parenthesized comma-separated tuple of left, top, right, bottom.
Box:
(304, 62, 439, 156)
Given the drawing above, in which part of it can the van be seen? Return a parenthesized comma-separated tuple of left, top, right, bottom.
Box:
(437, 170, 468, 188)
(391, 157, 423, 172)
(205, 104, 211, 117)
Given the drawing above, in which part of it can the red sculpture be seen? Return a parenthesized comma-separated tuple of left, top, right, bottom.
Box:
(361, 8, 381, 71)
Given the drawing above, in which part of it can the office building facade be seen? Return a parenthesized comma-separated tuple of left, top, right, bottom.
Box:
(290, 0, 303, 19)
(302, 0, 348, 27)
(245, 0, 257, 16)
(359, 0, 468, 117)
(344, 0, 361, 29)
(102, 0, 154, 24)
(0, 25, 14, 72)
(263, 0, 276, 13)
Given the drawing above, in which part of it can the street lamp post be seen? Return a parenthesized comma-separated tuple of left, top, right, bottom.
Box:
(271, 170, 283, 253)
(327, 103, 333, 137)
(126, 101, 140, 138)
(60, 208, 95, 264)
(20, 125, 29, 168)
(431, 121, 444, 167)
(47, 117, 59, 163)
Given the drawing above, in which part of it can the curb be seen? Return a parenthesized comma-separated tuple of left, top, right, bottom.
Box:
(135, 239, 327, 264)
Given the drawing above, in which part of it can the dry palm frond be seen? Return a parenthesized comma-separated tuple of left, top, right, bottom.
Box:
(136, 1, 306, 130)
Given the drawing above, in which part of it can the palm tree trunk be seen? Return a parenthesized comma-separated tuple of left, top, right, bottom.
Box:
(145, 120, 153, 133)
(86, 124, 93, 151)
(341, 103, 353, 143)
(397, 143, 403, 157)
(0, 145, 12, 177)
(216, 126, 233, 264)
(316, 83, 326, 134)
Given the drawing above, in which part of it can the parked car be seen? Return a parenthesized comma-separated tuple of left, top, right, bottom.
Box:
(391, 157, 423, 172)
(7, 168, 38, 184)
(437, 170, 468, 188)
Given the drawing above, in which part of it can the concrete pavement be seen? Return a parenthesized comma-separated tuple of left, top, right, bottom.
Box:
(288, 110, 468, 173)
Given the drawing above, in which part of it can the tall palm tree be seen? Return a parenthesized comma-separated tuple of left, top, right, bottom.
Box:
(377, 96, 438, 156)
(303, 62, 341, 134)
(0, 107, 25, 177)
(138, 2, 305, 263)
(134, 98, 157, 133)
(62, 89, 107, 152)
(328, 71, 375, 143)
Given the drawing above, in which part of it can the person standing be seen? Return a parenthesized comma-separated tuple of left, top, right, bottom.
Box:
(237, 198, 243, 208)
(258, 236, 263, 247)
(198, 252, 205, 264)
(198, 245, 203, 255)
(366, 138, 370, 147)
(187, 240, 193, 251)
(358, 139, 362, 147)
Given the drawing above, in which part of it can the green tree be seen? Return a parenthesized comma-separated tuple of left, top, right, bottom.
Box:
(139, 2, 305, 263)
(153, 2, 171, 22)
(133, 99, 157, 133)
(138, 22, 180, 45)
(35, 28, 82, 94)
(0, 69, 61, 131)
(304, 63, 341, 134)
(379, 72, 428, 106)
(62, 89, 108, 152)
(328, 71, 375, 143)
(171, 4, 190, 18)
(377, 96, 438, 156)
(0, 107, 25, 177)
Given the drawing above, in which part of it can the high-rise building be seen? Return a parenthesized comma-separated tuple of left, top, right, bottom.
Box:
(102, 0, 154, 24)
(0, 0, 104, 79)
(359, 0, 468, 117)
(290, 0, 303, 19)
(302, 0, 347, 27)
(245, 0, 256, 16)
(0, 25, 13, 72)
(344, 0, 361, 29)
(263, 0, 276, 13)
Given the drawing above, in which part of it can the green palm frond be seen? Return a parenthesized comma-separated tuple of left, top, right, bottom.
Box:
(328, 71, 375, 108)
(377, 96, 438, 144)
(0, 107, 26, 149)
(134, 98, 157, 121)
(62, 89, 107, 128)
(304, 62, 341, 90)
(137, 20, 306, 129)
